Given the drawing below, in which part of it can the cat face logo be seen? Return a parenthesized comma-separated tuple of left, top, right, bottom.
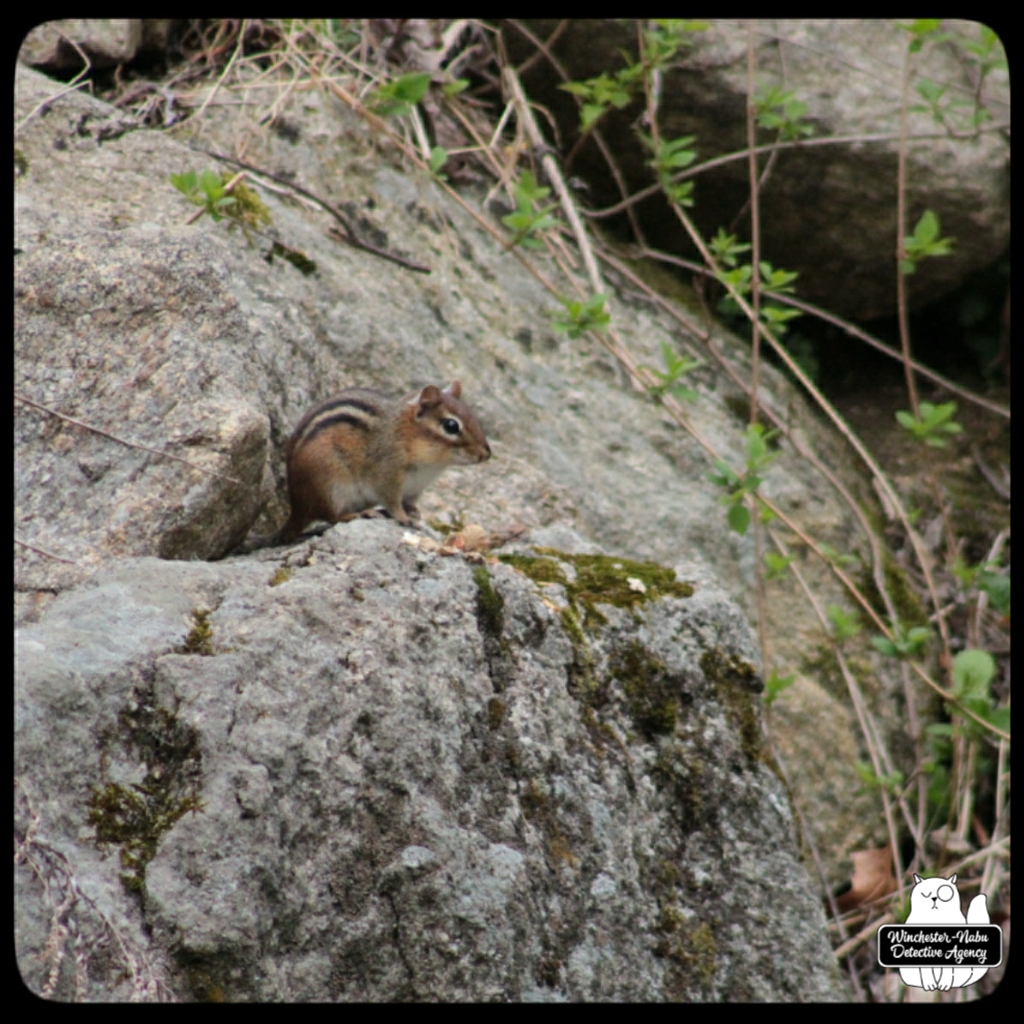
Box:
(911, 876, 962, 916)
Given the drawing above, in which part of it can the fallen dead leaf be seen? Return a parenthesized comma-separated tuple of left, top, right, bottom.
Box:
(439, 523, 490, 555)
(835, 846, 897, 915)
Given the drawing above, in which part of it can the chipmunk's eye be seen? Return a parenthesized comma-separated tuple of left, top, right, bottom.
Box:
(441, 418, 461, 436)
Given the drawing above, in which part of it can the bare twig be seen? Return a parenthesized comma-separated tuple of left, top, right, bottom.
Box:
(971, 444, 1010, 500)
(191, 18, 249, 124)
(583, 125, 1010, 221)
(189, 146, 432, 273)
(895, 47, 919, 417)
(15, 394, 242, 485)
(15, 27, 93, 134)
(14, 538, 76, 565)
(504, 17, 647, 244)
(626, 246, 1009, 419)
(509, 18, 569, 79)
(744, 23, 769, 671)
(745, 22, 763, 424)
(502, 66, 603, 294)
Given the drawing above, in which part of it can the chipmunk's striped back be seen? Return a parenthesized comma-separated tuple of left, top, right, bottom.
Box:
(287, 390, 383, 453)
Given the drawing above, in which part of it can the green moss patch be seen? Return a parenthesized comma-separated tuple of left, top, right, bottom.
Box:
(180, 608, 214, 655)
(500, 548, 693, 631)
(500, 549, 696, 753)
(656, 913, 718, 996)
(518, 778, 577, 869)
(87, 700, 204, 895)
(473, 566, 516, 693)
(700, 649, 764, 766)
(487, 697, 506, 729)
(473, 566, 505, 638)
(611, 641, 680, 739)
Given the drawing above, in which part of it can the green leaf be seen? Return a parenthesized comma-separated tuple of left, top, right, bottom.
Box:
(429, 147, 448, 177)
(638, 343, 703, 401)
(659, 136, 698, 170)
(708, 459, 740, 489)
(903, 210, 954, 269)
(373, 72, 433, 117)
(552, 293, 610, 338)
(975, 705, 1010, 734)
(763, 552, 793, 580)
(762, 670, 796, 706)
(977, 570, 1010, 614)
(198, 169, 224, 197)
(442, 78, 469, 98)
(952, 649, 996, 700)
(716, 264, 753, 293)
(896, 401, 962, 446)
(667, 383, 699, 403)
(580, 104, 604, 131)
(391, 72, 433, 103)
(169, 171, 197, 196)
(744, 422, 779, 466)
(760, 262, 799, 291)
(827, 604, 861, 640)
(916, 209, 939, 244)
(727, 503, 750, 535)
(710, 228, 751, 267)
(761, 305, 802, 326)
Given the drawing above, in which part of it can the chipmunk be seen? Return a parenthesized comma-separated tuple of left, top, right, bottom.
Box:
(249, 380, 491, 548)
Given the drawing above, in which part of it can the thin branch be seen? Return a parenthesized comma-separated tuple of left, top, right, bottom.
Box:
(583, 124, 1010, 220)
(189, 146, 432, 273)
(509, 18, 569, 79)
(191, 18, 249, 124)
(630, 246, 1009, 418)
(15, 27, 93, 134)
(14, 394, 242, 485)
(895, 45, 920, 416)
(506, 17, 646, 243)
(745, 22, 763, 425)
(744, 23, 771, 674)
(502, 66, 603, 294)
(14, 538, 76, 565)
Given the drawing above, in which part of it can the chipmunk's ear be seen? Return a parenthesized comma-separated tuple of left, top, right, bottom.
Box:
(445, 380, 462, 399)
(414, 385, 443, 409)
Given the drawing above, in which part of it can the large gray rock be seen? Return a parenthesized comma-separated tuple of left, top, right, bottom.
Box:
(16, 521, 844, 1000)
(14, 39, 896, 981)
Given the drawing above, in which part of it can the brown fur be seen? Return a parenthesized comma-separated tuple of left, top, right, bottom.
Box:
(245, 381, 490, 549)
